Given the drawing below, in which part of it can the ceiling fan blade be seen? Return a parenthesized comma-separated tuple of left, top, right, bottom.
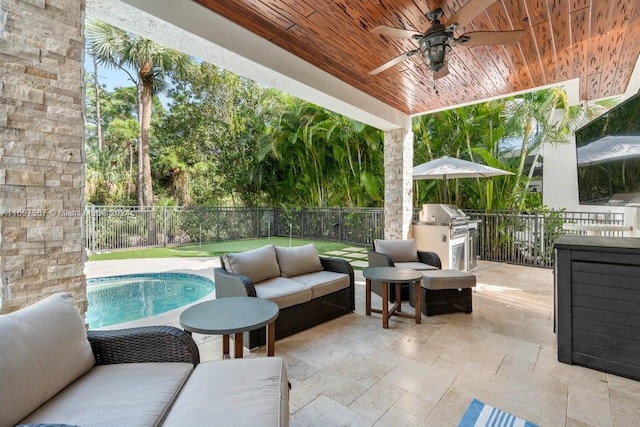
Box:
(368, 50, 418, 75)
(370, 25, 422, 39)
(434, 64, 449, 80)
(459, 30, 525, 46)
(446, 0, 498, 29)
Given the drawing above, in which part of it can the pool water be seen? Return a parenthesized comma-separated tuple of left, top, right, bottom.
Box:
(86, 273, 215, 329)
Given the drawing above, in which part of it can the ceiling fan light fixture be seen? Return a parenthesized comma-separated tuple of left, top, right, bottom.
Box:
(420, 34, 452, 72)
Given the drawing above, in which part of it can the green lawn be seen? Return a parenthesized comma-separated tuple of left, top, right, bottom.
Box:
(88, 238, 359, 261)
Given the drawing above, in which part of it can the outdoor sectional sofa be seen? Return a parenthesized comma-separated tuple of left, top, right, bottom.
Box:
(214, 244, 355, 349)
(0, 292, 289, 427)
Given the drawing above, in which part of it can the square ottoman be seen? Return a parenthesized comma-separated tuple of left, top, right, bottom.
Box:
(409, 269, 476, 316)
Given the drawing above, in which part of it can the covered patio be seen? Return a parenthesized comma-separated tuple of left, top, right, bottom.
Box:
(3, 0, 640, 309)
(84, 256, 640, 426)
(2, 0, 640, 424)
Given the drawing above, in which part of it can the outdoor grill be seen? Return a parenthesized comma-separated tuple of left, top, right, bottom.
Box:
(412, 204, 477, 271)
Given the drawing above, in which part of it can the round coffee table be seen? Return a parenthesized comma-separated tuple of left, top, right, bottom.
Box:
(180, 297, 279, 358)
(363, 267, 423, 328)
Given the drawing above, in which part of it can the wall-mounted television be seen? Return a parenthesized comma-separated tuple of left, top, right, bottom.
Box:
(576, 93, 640, 206)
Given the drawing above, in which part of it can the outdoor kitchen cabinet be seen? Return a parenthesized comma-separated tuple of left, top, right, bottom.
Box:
(554, 235, 640, 381)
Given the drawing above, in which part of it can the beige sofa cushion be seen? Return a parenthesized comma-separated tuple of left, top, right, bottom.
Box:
(374, 239, 420, 262)
(255, 276, 312, 309)
(0, 292, 95, 427)
(292, 271, 350, 299)
(19, 362, 193, 426)
(164, 357, 289, 427)
(275, 244, 323, 278)
(223, 244, 281, 283)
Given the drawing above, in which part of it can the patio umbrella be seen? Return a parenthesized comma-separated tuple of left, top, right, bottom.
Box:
(412, 156, 513, 203)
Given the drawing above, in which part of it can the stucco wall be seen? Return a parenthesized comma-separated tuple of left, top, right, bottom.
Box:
(0, 0, 86, 313)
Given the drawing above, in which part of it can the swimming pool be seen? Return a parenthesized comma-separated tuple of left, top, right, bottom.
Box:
(86, 272, 215, 329)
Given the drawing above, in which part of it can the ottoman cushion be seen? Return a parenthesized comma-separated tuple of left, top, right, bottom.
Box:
(421, 269, 476, 290)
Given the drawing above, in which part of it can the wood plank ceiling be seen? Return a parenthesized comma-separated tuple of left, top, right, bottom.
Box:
(194, 0, 640, 115)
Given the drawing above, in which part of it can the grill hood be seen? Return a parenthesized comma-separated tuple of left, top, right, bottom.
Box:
(418, 204, 468, 223)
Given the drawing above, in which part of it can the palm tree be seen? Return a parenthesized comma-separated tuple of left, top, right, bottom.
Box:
(86, 20, 194, 208)
(85, 142, 129, 205)
(322, 111, 384, 206)
(256, 98, 385, 207)
(503, 88, 576, 209)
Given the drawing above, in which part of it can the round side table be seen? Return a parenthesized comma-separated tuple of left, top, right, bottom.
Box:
(363, 267, 423, 329)
(180, 297, 279, 358)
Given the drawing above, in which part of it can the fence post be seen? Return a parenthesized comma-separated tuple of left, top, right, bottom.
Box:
(163, 206, 167, 247)
(533, 211, 540, 263)
(90, 205, 96, 254)
(216, 207, 220, 241)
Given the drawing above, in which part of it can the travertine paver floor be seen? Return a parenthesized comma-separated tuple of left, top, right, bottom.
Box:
(85, 258, 640, 426)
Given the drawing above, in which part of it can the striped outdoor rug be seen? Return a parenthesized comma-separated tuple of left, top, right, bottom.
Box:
(458, 399, 538, 427)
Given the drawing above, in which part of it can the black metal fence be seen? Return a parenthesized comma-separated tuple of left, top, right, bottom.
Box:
(85, 206, 628, 268)
(84, 206, 385, 253)
(465, 210, 627, 268)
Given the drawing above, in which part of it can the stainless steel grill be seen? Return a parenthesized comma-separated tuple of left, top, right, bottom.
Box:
(413, 204, 477, 271)
(418, 204, 468, 225)
(450, 223, 468, 238)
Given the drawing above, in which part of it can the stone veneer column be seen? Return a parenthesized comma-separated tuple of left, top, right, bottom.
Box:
(384, 126, 413, 240)
(0, 0, 86, 313)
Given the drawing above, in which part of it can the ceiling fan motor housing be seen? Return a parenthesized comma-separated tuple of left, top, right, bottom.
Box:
(425, 7, 444, 22)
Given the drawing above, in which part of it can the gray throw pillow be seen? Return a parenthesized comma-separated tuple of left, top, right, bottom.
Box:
(275, 244, 323, 278)
(222, 245, 281, 283)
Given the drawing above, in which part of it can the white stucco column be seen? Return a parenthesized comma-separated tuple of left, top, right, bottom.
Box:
(384, 124, 414, 239)
(542, 134, 580, 209)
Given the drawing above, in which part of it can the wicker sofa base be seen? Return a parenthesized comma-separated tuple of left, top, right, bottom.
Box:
(409, 286, 472, 316)
(246, 286, 354, 349)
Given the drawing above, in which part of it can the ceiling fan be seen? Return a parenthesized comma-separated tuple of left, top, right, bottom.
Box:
(368, 0, 525, 79)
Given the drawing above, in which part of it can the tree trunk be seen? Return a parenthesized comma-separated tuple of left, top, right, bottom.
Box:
(140, 80, 154, 208)
(136, 81, 144, 208)
(512, 121, 531, 209)
(139, 65, 156, 244)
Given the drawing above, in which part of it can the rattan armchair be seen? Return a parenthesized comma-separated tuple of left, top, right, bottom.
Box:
(367, 239, 441, 301)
